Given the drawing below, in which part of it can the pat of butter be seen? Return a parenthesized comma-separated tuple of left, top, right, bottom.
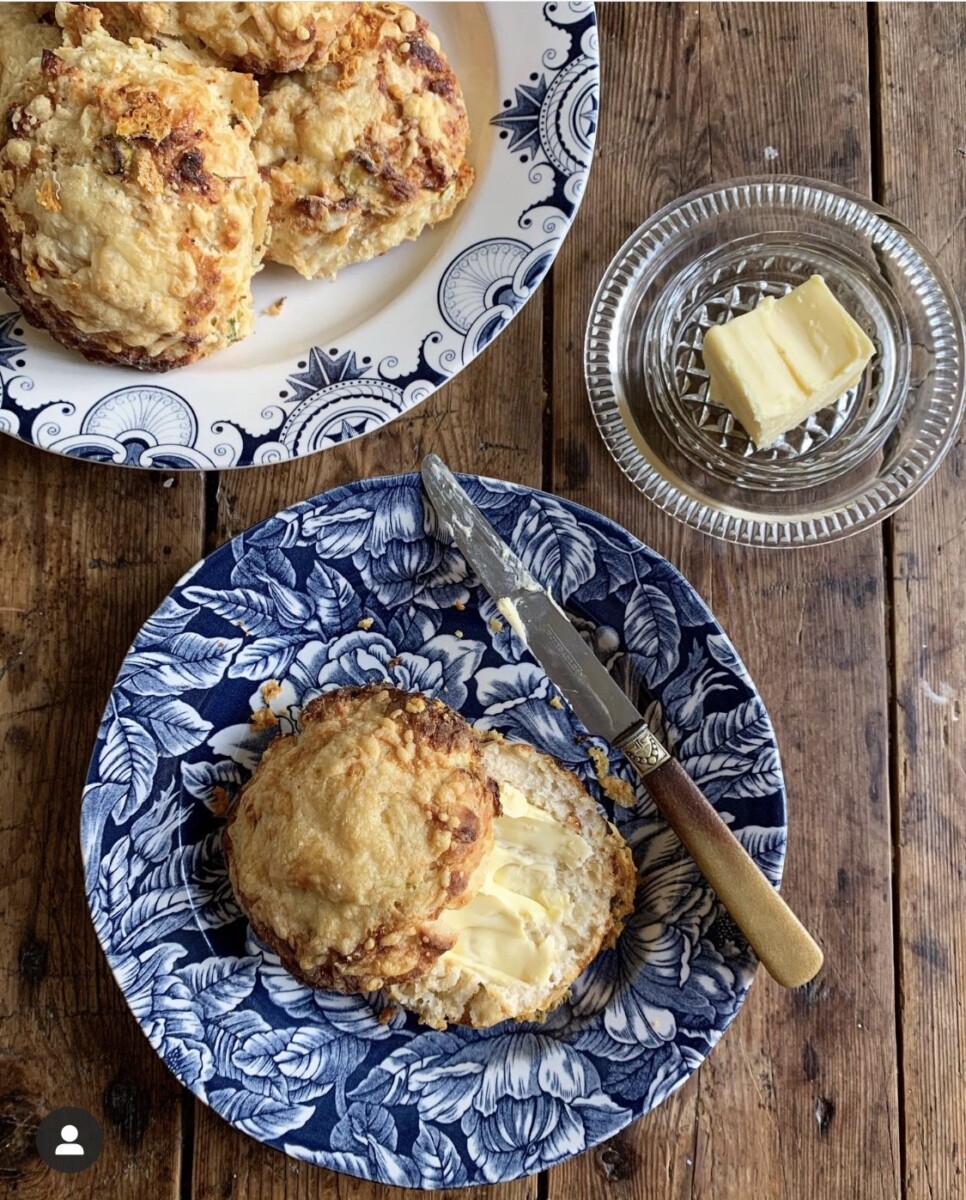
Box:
(434, 782, 590, 987)
(495, 596, 528, 644)
(702, 274, 875, 448)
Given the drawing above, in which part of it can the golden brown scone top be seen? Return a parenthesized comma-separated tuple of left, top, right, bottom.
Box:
(0, 9, 271, 369)
(0, 5, 60, 111)
(254, 1, 474, 279)
(92, 2, 360, 74)
(224, 685, 498, 993)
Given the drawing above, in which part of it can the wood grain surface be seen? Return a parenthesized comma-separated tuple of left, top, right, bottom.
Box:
(0, 5, 963, 1200)
(548, 7, 898, 1200)
(0, 446, 203, 1198)
(877, 7, 966, 1198)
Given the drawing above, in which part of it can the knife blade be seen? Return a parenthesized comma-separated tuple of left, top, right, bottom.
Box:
(421, 454, 824, 989)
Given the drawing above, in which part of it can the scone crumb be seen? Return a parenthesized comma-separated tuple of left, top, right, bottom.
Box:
(488, 616, 504, 633)
(210, 786, 231, 819)
(261, 679, 283, 702)
(250, 706, 278, 731)
(35, 177, 60, 211)
(454, 630, 464, 639)
(264, 296, 286, 316)
(453, 599, 466, 611)
(357, 617, 375, 630)
(588, 745, 636, 808)
(405, 696, 427, 713)
(378, 1005, 398, 1025)
(549, 695, 564, 710)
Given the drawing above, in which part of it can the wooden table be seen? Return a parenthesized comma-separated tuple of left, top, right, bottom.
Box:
(2, 4, 964, 1197)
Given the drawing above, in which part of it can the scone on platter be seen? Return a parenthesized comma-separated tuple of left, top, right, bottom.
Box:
(92, 2, 360, 74)
(224, 684, 637, 1029)
(0, 5, 270, 368)
(0, 1, 475, 371)
(0, 5, 60, 111)
(254, 2, 474, 279)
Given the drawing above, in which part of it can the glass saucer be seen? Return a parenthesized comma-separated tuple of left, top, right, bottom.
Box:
(584, 176, 965, 546)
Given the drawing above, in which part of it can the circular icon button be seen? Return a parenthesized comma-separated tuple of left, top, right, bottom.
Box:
(36, 1106, 103, 1174)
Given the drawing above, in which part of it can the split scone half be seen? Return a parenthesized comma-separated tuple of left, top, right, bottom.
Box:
(254, 2, 474, 280)
(224, 685, 636, 1029)
(388, 735, 637, 1029)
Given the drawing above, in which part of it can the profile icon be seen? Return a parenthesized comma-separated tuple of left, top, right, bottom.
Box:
(36, 1106, 102, 1174)
(54, 1123, 84, 1156)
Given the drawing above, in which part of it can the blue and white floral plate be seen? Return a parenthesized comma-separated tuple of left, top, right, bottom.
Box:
(81, 474, 787, 1187)
(0, 3, 597, 470)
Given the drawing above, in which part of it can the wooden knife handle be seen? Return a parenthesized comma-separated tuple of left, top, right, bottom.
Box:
(617, 731, 823, 989)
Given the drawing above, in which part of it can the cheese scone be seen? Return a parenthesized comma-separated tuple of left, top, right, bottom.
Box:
(225, 684, 637, 1029)
(91, 3, 359, 74)
(254, 2, 474, 280)
(0, 5, 60, 111)
(388, 735, 637, 1029)
(224, 686, 499, 993)
(0, 7, 270, 369)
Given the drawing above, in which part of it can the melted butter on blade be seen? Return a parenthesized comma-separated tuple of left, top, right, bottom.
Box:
(494, 585, 555, 647)
(495, 596, 528, 643)
(433, 783, 591, 986)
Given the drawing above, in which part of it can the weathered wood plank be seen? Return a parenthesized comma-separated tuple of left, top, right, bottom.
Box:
(548, 5, 899, 1199)
(877, 5, 966, 1198)
(0, 441, 203, 1196)
(190, 296, 546, 1199)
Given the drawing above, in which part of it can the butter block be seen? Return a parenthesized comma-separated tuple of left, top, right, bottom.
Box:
(702, 274, 875, 448)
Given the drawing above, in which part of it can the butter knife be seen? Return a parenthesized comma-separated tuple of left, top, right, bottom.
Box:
(421, 455, 823, 989)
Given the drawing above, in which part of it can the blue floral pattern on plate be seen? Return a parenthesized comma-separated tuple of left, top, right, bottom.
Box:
(81, 474, 787, 1187)
(0, 3, 599, 469)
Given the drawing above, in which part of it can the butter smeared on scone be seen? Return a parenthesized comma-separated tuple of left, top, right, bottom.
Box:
(388, 736, 636, 1028)
(224, 685, 636, 1028)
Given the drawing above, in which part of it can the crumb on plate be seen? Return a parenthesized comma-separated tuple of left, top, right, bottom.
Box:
(357, 616, 375, 630)
(587, 745, 636, 808)
(250, 706, 278, 731)
(210, 785, 231, 819)
(264, 296, 286, 316)
(488, 616, 504, 633)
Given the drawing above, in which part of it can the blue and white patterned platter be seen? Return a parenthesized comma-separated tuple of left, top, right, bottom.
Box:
(0, 3, 597, 470)
(81, 474, 787, 1187)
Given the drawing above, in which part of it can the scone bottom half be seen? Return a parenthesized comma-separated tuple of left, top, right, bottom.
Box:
(223, 684, 638, 1030)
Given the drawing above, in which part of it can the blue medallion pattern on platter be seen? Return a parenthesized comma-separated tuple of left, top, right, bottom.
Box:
(81, 475, 787, 1187)
(0, 3, 600, 470)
